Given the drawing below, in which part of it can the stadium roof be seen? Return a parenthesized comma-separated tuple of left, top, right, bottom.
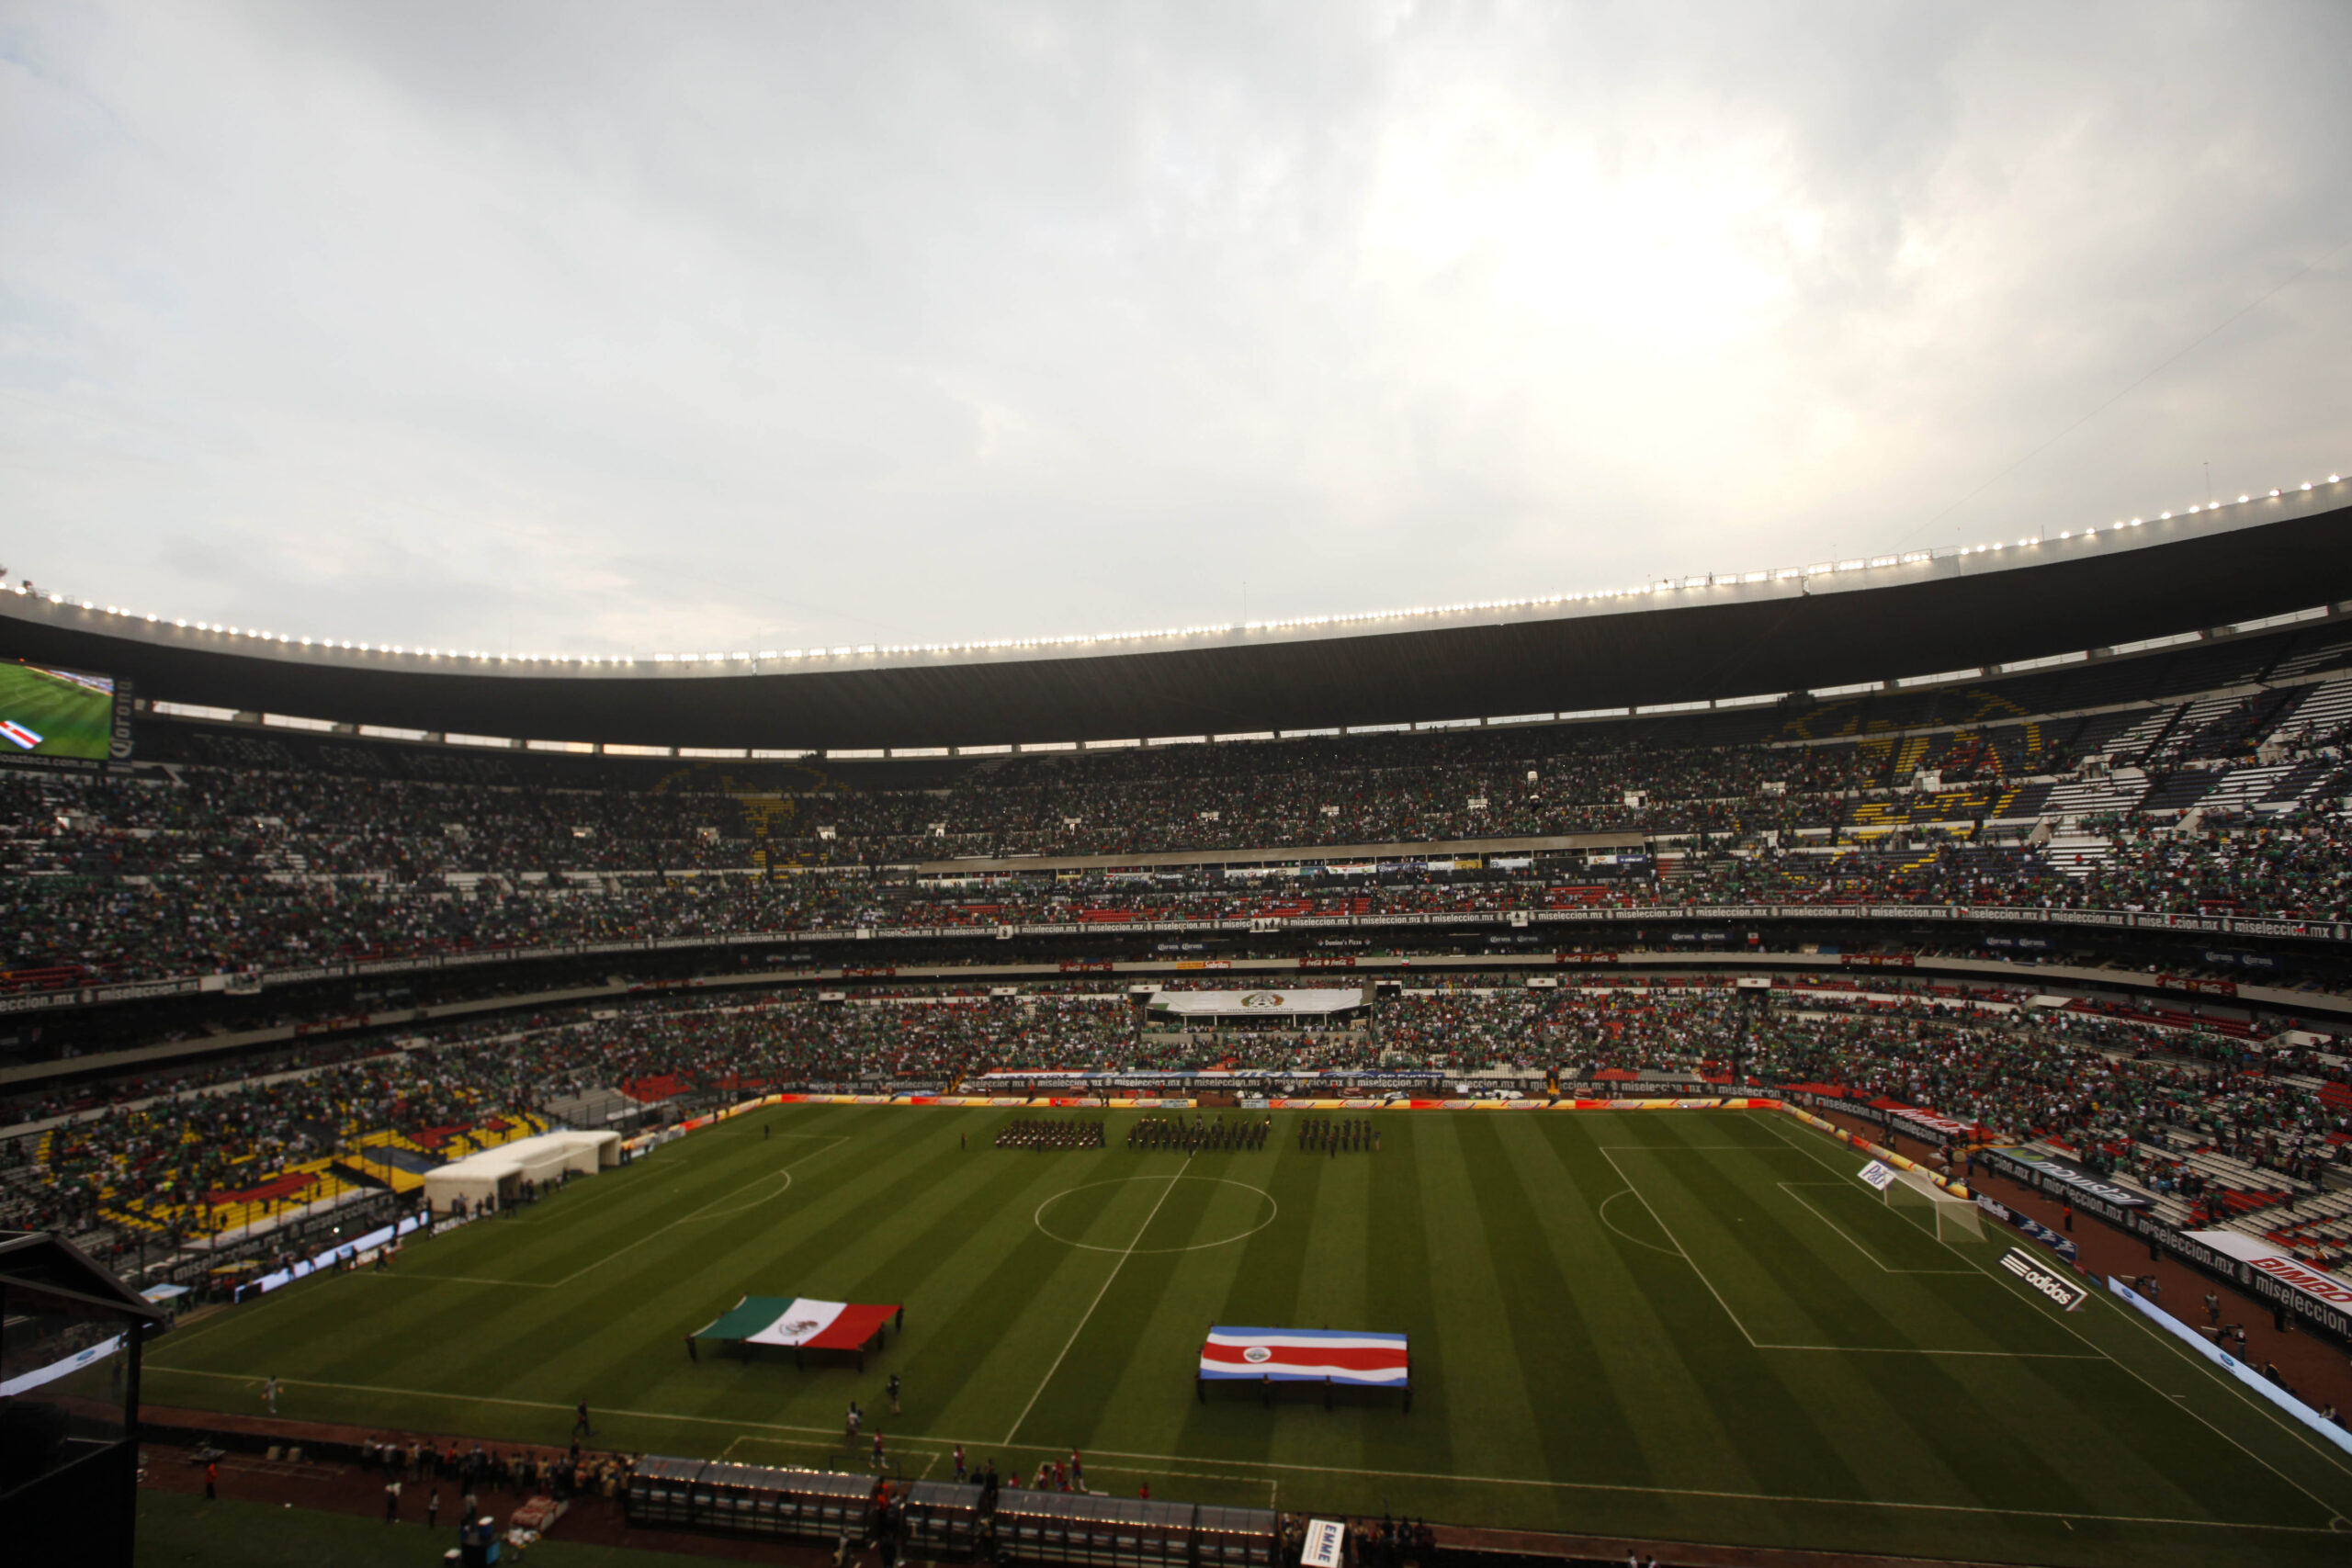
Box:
(6, 483, 2350, 752)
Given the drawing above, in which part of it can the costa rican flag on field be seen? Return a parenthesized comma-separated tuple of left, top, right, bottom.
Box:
(1199, 1326, 1409, 1385)
(0, 720, 41, 750)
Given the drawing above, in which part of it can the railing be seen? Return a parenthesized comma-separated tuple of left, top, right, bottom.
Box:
(2, 895, 2344, 1020)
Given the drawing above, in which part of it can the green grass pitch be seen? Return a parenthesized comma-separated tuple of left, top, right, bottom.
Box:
(0, 661, 113, 758)
(131, 1108, 2352, 1566)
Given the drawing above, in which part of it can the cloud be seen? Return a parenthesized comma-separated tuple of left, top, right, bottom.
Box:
(3, 1, 2347, 657)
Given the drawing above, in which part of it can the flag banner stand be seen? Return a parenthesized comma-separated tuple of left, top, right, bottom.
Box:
(693, 1294, 905, 1371)
(1196, 1326, 1411, 1411)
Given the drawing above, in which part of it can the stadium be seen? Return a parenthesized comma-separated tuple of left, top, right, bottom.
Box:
(9, 13, 2352, 1568)
(7, 482, 2352, 1568)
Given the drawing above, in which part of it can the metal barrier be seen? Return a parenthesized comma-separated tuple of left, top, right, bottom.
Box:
(994, 1493, 1279, 1568)
(625, 1457, 880, 1545)
(624, 1455, 1276, 1566)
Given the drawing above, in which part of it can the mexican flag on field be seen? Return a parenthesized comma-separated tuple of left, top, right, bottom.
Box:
(695, 1295, 899, 1350)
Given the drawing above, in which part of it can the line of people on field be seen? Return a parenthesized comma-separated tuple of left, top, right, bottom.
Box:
(1298, 1116, 1378, 1155)
(1129, 1114, 1267, 1153)
(994, 1117, 1105, 1150)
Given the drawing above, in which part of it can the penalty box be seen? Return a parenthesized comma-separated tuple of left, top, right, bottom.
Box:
(1599, 1138, 2088, 1360)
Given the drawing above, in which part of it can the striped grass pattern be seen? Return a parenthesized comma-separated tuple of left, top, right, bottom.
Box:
(141, 1108, 2352, 1567)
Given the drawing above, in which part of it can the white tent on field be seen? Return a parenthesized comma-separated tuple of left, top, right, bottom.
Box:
(423, 1129, 620, 1215)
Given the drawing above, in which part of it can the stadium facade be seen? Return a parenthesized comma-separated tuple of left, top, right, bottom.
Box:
(9, 481, 2352, 1568)
(6, 489, 2352, 1077)
(5, 480, 2348, 751)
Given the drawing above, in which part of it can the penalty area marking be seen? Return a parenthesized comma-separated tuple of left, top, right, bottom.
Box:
(1034, 1176, 1278, 1255)
(132, 1366, 2342, 1536)
(1596, 1189, 1681, 1257)
(1775, 1182, 1977, 1275)
(1758, 1111, 2352, 1502)
(1600, 1147, 2096, 1359)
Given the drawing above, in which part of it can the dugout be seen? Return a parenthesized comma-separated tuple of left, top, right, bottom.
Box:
(626, 1456, 878, 1542)
(689, 1461, 798, 1537)
(625, 1457, 705, 1527)
(993, 1492, 1198, 1568)
(1193, 1506, 1280, 1568)
(898, 1479, 987, 1558)
(695, 1462, 879, 1540)
(766, 1468, 882, 1540)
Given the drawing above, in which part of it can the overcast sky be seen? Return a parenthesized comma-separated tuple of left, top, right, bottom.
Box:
(5, 2, 2349, 658)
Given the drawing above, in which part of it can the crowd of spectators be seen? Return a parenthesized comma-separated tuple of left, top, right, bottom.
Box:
(0, 1040, 540, 1243)
(0, 990, 1135, 1241)
(8, 659, 2352, 991)
(364, 1434, 628, 1510)
(2070, 814, 2352, 918)
(10, 980, 2346, 1261)
(1374, 982, 2352, 1209)
(11, 805, 2351, 988)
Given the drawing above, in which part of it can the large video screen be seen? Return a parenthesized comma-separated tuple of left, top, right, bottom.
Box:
(0, 662, 118, 760)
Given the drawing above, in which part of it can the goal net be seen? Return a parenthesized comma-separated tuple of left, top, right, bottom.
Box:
(1885, 1167, 1984, 1243)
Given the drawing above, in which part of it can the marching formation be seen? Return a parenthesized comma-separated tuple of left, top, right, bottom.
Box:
(993, 1117, 1104, 1151)
(1298, 1115, 1379, 1156)
(1128, 1114, 1268, 1153)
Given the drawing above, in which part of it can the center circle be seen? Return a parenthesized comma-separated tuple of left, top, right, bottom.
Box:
(1034, 1176, 1279, 1254)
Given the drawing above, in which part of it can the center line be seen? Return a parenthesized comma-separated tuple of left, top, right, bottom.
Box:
(1003, 1154, 1191, 1446)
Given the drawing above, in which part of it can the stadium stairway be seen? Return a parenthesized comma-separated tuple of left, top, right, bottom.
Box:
(2164, 689, 2301, 762)
(2088, 1154, 2199, 1230)
(2265, 626, 2352, 682)
(2257, 757, 2339, 810)
(2046, 1135, 2320, 1235)
(2191, 762, 2295, 816)
(92, 1152, 368, 1241)
(2147, 694, 2240, 761)
(2039, 774, 2150, 820)
(2098, 703, 2188, 764)
(2135, 770, 2216, 815)
(350, 1111, 549, 1175)
(2257, 1187, 2352, 1267)
(2040, 832, 2113, 878)
(2269, 673, 2352, 748)
(70, 1113, 555, 1242)
(326, 1158, 394, 1192)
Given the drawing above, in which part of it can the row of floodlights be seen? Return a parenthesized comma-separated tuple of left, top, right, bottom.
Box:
(11, 475, 2343, 667)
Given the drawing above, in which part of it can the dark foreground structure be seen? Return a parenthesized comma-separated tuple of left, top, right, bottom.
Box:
(0, 1231, 166, 1568)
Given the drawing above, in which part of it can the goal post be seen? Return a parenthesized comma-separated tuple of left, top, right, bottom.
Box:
(1885, 1166, 1984, 1243)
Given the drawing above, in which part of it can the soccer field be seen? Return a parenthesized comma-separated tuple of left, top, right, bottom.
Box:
(138, 1107, 2352, 1566)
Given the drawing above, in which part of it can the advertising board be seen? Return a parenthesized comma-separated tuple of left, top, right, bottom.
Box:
(1998, 1247, 2088, 1310)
